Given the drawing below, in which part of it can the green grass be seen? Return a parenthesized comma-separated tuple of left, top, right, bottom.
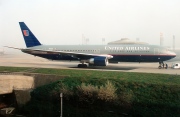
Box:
(0, 66, 179, 85)
(0, 66, 30, 72)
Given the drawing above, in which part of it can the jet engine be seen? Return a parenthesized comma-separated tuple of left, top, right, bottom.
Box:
(89, 57, 108, 66)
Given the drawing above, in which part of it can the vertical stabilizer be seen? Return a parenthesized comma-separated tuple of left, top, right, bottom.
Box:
(19, 22, 41, 47)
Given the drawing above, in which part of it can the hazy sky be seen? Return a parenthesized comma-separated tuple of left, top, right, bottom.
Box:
(0, 0, 180, 48)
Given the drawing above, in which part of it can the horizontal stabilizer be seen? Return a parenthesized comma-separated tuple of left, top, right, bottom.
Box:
(4, 46, 22, 50)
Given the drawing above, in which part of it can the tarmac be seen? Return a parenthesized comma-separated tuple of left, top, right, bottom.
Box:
(0, 53, 180, 75)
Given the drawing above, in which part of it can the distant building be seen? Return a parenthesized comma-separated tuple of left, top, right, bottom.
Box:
(108, 38, 148, 45)
(0, 49, 4, 55)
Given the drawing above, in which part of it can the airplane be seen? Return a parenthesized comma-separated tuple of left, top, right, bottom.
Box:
(5, 22, 176, 68)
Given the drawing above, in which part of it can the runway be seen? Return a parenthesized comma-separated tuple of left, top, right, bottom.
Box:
(0, 53, 180, 75)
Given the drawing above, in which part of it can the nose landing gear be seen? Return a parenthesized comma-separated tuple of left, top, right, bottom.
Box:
(158, 61, 168, 69)
(158, 61, 164, 69)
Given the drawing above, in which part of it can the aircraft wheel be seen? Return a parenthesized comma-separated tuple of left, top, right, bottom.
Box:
(84, 64, 88, 68)
(89, 63, 94, 66)
(78, 64, 87, 68)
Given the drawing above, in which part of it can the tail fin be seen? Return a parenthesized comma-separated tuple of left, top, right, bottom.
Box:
(19, 22, 41, 47)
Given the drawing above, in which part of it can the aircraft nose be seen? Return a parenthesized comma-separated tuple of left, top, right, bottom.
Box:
(169, 51, 176, 57)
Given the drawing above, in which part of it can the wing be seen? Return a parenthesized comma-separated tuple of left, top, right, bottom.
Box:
(21, 48, 113, 59)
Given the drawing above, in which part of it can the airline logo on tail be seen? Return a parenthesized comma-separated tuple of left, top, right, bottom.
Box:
(23, 30, 29, 36)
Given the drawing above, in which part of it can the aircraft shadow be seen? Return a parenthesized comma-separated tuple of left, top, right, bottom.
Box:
(70, 66, 137, 70)
(17, 63, 137, 70)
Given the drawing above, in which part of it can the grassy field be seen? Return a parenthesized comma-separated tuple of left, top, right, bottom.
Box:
(0, 66, 30, 72)
(0, 66, 180, 117)
(0, 66, 179, 85)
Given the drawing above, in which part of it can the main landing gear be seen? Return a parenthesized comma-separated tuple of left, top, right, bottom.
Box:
(77, 60, 88, 68)
(78, 64, 88, 68)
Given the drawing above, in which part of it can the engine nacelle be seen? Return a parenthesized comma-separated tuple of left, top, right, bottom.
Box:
(89, 57, 108, 66)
